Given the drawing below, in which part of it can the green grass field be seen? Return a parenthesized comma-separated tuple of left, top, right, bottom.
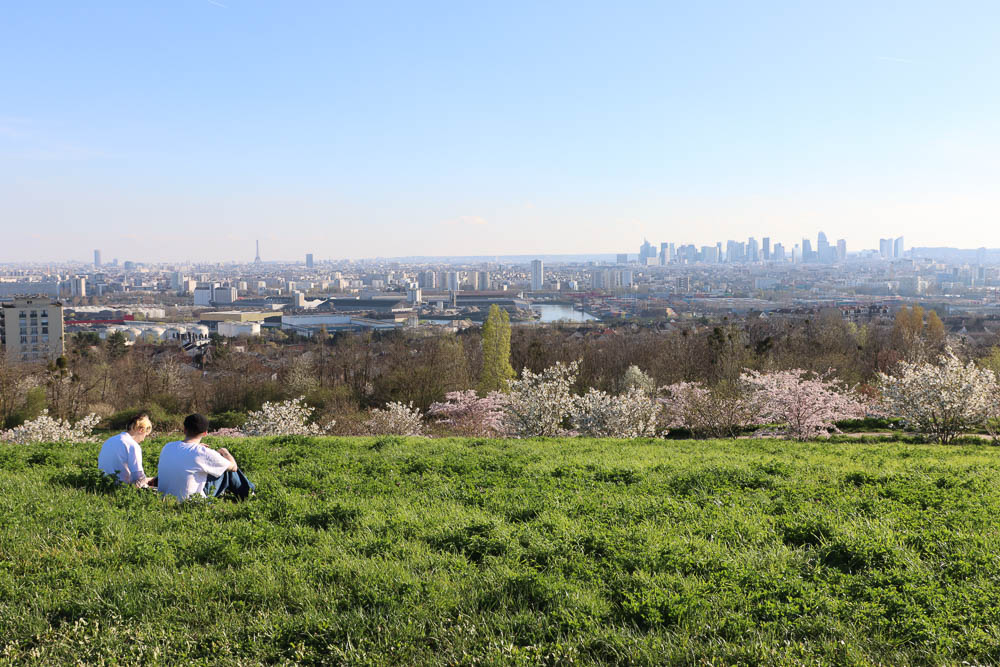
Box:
(2, 435, 1000, 665)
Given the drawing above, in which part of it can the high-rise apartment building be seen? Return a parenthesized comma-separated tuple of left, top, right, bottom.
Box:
(306, 253, 314, 268)
(836, 239, 847, 261)
(616, 254, 628, 265)
(0, 298, 65, 363)
(894, 236, 904, 259)
(879, 238, 893, 259)
(530, 260, 544, 291)
(762, 238, 771, 261)
(70, 276, 87, 298)
(94, 249, 101, 267)
(747, 237, 759, 262)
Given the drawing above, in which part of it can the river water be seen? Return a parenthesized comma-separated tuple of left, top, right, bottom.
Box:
(530, 304, 600, 323)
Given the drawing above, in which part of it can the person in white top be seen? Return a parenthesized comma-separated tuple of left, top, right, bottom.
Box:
(98, 413, 154, 487)
(156, 413, 238, 502)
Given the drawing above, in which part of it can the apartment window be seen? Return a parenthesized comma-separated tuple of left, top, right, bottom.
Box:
(41, 335, 48, 343)
(20, 336, 27, 344)
(42, 326, 48, 334)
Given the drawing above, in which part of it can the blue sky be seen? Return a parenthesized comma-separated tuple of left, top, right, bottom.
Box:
(2, 1, 999, 262)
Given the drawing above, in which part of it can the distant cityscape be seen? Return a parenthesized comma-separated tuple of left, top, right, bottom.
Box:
(4, 231, 1000, 365)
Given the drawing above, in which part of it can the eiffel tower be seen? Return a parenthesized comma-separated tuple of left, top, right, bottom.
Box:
(254, 240, 262, 264)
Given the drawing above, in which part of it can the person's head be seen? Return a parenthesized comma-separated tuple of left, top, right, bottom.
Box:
(183, 413, 210, 441)
(127, 412, 153, 443)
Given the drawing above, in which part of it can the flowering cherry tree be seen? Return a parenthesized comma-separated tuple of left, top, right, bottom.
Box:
(243, 397, 333, 436)
(0, 410, 101, 445)
(621, 365, 657, 396)
(571, 387, 660, 438)
(658, 381, 761, 438)
(877, 351, 999, 443)
(498, 361, 579, 438)
(742, 369, 867, 440)
(427, 390, 505, 437)
(363, 401, 425, 436)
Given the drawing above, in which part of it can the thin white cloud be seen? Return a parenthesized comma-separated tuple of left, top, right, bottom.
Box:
(206, 0, 228, 7)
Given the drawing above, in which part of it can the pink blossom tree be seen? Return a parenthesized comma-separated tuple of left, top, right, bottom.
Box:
(742, 369, 867, 440)
(427, 390, 505, 437)
(658, 381, 761, 438)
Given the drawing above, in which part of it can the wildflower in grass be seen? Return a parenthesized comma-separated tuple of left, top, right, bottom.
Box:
(0, 410, 101, 445)
(742, 369, 867, 441)
(243, 397, 333, 436)
(498, 361, 579, 437)
(571, 387, 660, 438)
(363, 401, 425, 436)
(877, 350, 999, 444)
(658, 380, 761, 438)
(428, 390, 505, 437)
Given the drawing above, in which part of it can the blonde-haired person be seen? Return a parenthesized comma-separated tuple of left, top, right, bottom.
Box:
(98, 412, 155, 488)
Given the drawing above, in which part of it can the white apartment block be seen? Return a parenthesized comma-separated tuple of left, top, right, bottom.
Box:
(0, 298, 65, 363)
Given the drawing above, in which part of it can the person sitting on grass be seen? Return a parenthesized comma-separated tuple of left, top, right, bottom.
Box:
(156, 413, 254, 502)
(98, 412, 154, 488)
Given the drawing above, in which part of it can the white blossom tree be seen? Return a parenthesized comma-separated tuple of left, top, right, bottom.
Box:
(742, 369, 867, 441)
(0, 410, 101, 445)
(243, 397, 332, 436)
(498, 361, 579, 438)
(363, 401, 425, 436)
(877, 351, 999, 443)
(571, 387, 660, 438)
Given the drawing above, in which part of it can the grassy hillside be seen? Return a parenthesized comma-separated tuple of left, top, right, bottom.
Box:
(2, 436, 1000, 665)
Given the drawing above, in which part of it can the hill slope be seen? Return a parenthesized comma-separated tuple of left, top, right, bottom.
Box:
(1, 436, 999, 664)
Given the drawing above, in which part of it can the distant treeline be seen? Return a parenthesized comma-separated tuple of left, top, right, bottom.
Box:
(2, 306, 994, 433)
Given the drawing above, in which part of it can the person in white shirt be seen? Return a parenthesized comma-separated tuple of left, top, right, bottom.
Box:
(156, 413, 239, 502)
(98, 413, 154, 487)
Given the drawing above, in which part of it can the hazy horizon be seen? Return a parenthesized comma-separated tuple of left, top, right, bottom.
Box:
(4, 1, 999, 262)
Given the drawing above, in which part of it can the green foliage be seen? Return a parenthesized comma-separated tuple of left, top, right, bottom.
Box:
(105, 330, 128, 359)
(2, 436, 1000, 663)
(478, 304, 515, 395)
(106, 404, 181, 432)
(209, 410, 247, 431)
(2, 385, 47, 429)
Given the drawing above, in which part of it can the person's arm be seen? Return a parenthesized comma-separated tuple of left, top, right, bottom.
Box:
(216, 447, 238, 472)
(125, 441, 148, 487)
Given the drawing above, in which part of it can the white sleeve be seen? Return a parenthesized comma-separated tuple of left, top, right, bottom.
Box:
(196, 447, 232, 477)
(125, 442, 145, 482)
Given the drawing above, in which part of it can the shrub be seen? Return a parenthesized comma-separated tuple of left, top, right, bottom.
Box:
(243, 397, 334, 437)
(209, 411, 247, 431)
(0, 410, 101, 445)
(362, 401, 425, 436)
(427, 390, 504, 437)
(877, 350, 999, 444)
(659, 381, 760, 438)
(571, 387, 660, 438)
(742, 369, 867, 441)
(107, 405, 180, 432)
(498, 361, 579, 438)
